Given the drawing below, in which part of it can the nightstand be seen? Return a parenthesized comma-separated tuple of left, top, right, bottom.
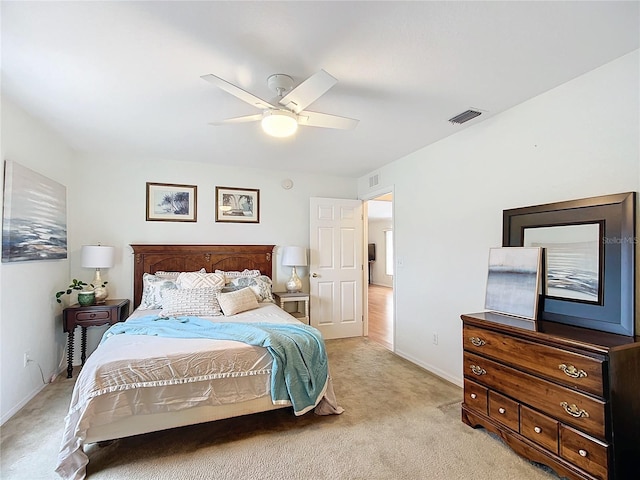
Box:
(63, 298, 130, 378)
(273, 292, 309, 324)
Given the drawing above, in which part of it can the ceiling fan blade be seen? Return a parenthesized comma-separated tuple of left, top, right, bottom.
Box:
(201, 74, 276, 110)
(279, 70, 338, 114)
(298, 110, 359, 130)
(209, 114, 263, 126)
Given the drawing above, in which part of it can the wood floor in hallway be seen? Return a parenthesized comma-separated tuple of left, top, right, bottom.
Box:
(367, 284, 393, 350)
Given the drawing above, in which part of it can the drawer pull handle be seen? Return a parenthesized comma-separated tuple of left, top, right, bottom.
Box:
(534, 427, 542, 434)
(470, 393, 477, 399)
(498, 408, 506, 414)
(470, 365, 486, 376)
(579, 449, 588, 457)
(470, 337, 486, 347)
(558, 364, 587, 379)
(560, 402, 590, 418)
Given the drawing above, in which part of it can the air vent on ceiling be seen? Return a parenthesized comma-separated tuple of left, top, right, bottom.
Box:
(448, 109, 482, 125)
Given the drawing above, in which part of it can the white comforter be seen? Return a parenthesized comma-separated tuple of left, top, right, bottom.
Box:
(56, 303, 342, 480)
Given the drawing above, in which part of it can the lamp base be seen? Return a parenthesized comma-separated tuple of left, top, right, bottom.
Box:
(285, 266, 303, 293)
(92, 269, 109, 303)
(93, 286, 108, 304)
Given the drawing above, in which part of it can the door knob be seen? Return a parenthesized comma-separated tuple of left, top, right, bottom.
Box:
(312, 273, 319, 278)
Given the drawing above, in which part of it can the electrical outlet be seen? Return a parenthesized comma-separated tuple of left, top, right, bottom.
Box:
(23, 351, 31, 368)
(432, 333, 438, 345)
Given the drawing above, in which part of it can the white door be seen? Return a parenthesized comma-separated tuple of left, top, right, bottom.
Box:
(309, 197, 363, 339)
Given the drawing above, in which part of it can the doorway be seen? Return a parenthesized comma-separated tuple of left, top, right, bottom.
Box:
(366, 193, 393, 350)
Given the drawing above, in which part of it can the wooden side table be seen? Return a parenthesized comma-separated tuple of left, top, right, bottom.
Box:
(63, 298, 130, 378)
(273, 292, 309, 324)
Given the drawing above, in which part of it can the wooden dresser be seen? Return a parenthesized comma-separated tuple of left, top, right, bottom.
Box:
(461, 312, 640, 480)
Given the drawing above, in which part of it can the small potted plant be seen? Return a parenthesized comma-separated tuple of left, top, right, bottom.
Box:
(56, 279, 95, 306)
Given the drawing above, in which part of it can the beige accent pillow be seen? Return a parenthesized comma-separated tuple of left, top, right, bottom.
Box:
(160, 288, 223, 317)
(176, 271, 226, 289)
(217, 287, 259, 316)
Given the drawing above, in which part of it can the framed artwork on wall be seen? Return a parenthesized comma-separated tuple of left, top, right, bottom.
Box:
(2, 160, 68, 262)
(503, 192, 636, 336)
(215, 186, 260, 223)
(146, 182, 197, 222)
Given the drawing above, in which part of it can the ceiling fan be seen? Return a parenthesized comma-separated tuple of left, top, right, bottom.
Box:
(201, 70, 359, 137)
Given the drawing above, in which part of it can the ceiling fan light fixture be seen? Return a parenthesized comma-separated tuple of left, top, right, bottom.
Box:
(261, 110, 298, 138)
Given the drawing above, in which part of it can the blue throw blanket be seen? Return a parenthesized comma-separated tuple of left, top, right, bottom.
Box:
(101, 316, 329, 415)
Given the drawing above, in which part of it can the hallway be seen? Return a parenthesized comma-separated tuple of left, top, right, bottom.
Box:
(367, 284, 393, 350)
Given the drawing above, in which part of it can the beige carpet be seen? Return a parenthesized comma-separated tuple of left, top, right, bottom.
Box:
(1, 337, 562, 479)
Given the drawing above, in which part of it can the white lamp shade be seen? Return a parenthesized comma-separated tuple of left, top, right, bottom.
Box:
(81, 245, 115, 268)
(282, 246, 307, 267)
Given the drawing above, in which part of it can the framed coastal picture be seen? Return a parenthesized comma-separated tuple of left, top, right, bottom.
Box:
(2, 160, 67, 262)
(523, 223, 601, 304)
(215, 186, 260, 223)
(503, 192, 635, 336)
(146, 182, 197, 222)
(484, 247, 542, 320)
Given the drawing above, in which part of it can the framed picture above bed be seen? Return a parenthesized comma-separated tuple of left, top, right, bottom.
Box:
(503, 191, 636, 337)
(215, 186, 260, 223)
(146, 182, 197, 222)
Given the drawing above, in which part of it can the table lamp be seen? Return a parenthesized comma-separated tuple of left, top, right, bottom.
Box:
(282, 246, 307, 293)
(81, 245, 115, 303)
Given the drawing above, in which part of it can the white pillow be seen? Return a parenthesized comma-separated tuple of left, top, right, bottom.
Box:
(176, 271, 226, 289)
(160, 288, 222, 317)
(139, 273, 178, 310)
(224, 275, 274, 303)
(217, 287, 259, 316)
(215, 269, 261, 283)
(156, 268, 205, 279)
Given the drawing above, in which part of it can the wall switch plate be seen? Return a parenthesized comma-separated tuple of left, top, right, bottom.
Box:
(432, 333, 438, 345)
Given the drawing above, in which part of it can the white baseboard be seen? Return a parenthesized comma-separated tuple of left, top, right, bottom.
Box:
(1, 383, 47, 425)
(1, 365, 66, 425)
(394, 348, 463, 388)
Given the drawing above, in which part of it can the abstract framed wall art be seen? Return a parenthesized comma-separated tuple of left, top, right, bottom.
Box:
(503, 192, 636, 336)
(215, 186, 260, 223)
(484, 247, 542, 320)
(2, 160, 67, 262)
(146, 182, 197, 222)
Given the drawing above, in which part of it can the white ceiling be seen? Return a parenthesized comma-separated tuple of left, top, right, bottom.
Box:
(2, 1, 638, 178)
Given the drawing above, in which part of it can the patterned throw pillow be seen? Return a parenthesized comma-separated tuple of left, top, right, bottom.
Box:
(176, 271, 226, 289)
(156, 268, 206, 279)
(223, 275, 274, 303)
(160, 288, 223, 317)
(217, 287, 259, 316)
(138, 273, 178, 310)
(215, 269, 261, 283)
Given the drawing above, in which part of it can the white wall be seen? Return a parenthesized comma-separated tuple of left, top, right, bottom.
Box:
(358, 50, 639, 386)
(0, 102, 357, 424)
(368, 219, 393, 287)
(64, 154, 356, 375)
(0, 97, 75, 423)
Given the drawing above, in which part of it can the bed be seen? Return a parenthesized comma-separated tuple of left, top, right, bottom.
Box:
(56, 244, 343, 480)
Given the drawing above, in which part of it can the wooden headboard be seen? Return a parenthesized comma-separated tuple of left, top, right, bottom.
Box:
(130, 244, 275, 309)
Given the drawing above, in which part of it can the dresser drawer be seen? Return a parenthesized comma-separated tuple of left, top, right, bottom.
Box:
(464, 351, 606, 439)
(75, 310, 112, 322)
(488, 391, 519, 431)
(520, 405, 559, 454)
(560, 424, 608, 480)
(463, 379, 488, 415)
(463, 324, 604, 396)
